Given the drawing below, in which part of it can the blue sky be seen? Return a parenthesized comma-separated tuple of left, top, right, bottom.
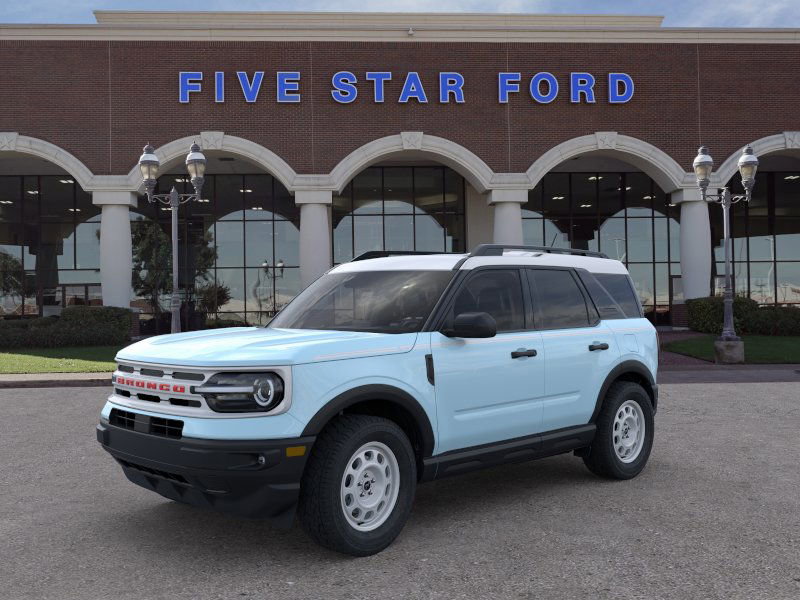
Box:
(1, 0, 799, 27)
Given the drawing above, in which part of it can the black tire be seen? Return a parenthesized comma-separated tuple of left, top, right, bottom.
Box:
(582, 381, 654, 480)
(297, 414, 417, 556)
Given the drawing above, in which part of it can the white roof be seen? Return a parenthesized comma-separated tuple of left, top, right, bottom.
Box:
(331, 251, 629, 275)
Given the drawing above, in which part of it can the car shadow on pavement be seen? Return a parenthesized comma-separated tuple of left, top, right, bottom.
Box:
(94, 453, 607, 561)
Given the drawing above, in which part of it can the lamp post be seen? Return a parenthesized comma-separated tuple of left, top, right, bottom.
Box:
(692, 144, 758, 361)
(138, 142, 206, 334)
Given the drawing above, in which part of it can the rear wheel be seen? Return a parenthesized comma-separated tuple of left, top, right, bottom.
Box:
(298, 414, 416, 556)
(583, 381, 654, 480)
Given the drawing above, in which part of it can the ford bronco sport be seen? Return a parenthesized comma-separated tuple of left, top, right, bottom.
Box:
(97, 244, 658, 556)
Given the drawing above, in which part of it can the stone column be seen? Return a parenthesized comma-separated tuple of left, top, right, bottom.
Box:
(488, 189, 527, 245)
(93, 191, 137, 308)
(296, 190, 333, 288)
(673, 188, 712, 300)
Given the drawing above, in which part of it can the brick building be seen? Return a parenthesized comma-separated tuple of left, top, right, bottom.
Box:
(1, 11, 798, 331)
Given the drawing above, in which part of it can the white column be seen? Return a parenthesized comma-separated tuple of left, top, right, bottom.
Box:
(296, 190, 333, 288)
(93, 191, 136, 308)
(488, 189, 527, 245)
(673, 188, 712, 300)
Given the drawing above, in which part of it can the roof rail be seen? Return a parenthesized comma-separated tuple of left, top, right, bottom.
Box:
(351, 250, 457, 262)
(469, 244, 609, 259)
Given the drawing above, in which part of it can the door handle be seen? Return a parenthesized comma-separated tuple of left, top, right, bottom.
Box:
(511, 349, 537, 359)
(588, 342, 610, 351)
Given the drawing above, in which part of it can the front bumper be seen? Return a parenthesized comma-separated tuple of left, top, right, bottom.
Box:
(97, 421, 315, 528)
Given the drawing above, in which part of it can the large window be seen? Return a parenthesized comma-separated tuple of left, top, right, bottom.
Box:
(270, 270, 453, 333)
(0, 175, 101, 318)
(446, 269, 525, 332)
(713, 171, 800, 306)
(528, 269, 592, 329)
(131, 173, 300, 332)
(523, 172, 679, 324)
(333, 166, 466, 264)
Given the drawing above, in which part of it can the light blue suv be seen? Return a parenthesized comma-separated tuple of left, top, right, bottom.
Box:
(97, 244, 658, 556)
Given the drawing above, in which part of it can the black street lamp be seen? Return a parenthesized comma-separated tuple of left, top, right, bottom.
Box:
(138, 142, 207, 333)
(692, 144, 759, 359)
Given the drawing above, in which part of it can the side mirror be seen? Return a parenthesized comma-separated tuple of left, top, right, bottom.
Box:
(446, 312, 497, 338)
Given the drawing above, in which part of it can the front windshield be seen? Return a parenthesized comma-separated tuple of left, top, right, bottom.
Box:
(269, 270, 454, 333)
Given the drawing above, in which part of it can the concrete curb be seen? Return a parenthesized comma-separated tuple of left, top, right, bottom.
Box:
(0, 375, 111, 389)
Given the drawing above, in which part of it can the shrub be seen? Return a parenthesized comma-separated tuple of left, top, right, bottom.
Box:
(686, 296, 759, 335)
(747, 306, 800, 336)
(204, 317, 250, 329)
(687, 296, 800, 336)
(0, 306, 132, 349)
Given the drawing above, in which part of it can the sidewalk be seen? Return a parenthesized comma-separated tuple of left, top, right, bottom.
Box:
(0, 372, 111, 389)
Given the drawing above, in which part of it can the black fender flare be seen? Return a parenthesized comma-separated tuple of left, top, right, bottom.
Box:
(590, 360, 658, 422)
(301, 384, 436, 458)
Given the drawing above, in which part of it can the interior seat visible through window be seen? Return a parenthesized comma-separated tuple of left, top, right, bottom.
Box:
(449, 270, 525, 332)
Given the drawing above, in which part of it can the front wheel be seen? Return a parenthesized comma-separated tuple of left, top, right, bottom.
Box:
(582, 381, 654, 480)
(297, 414, 416, 556)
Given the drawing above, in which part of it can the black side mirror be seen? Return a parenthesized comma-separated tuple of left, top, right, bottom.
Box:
(445, 312, 497, 338)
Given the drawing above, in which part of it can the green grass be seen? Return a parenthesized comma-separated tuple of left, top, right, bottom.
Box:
(663, 335, 800, 364)
(0, 345, 122, 374)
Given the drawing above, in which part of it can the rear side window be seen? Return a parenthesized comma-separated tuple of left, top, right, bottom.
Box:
(528, 269, 593, 329)
(594, 273, 643, 318)
(576, 270, 626, 320)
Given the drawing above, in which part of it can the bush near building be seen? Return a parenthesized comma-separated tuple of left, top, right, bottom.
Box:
(687, 297, 800, 336)
(0, 306, 132, 349)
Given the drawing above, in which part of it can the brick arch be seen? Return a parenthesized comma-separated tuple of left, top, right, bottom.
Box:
(123, 131, 298, 192)
(713, 132, 800, 186)
(328, 132, 496, 194)
(526, 132, 692, 193)
(0, 132, 95, 190)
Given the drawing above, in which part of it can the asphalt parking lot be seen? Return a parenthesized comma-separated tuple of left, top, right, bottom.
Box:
(1, 383, 798, 600)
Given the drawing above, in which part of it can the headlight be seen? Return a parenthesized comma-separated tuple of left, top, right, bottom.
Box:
(194, 372, 285, 413)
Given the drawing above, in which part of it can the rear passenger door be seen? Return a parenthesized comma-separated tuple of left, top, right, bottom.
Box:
(526, 268, 620, 432)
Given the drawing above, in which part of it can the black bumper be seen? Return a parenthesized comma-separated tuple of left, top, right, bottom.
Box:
(97, 422, 315, 528)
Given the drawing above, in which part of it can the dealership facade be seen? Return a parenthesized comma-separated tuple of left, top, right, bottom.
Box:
(1, 11, 799, 331)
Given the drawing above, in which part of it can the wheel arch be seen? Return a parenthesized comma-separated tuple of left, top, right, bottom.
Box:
(301, 384, 436, 464)
(591, 360, 658, 422)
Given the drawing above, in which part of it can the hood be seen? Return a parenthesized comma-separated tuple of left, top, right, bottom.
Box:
(115, 327, 419, 368)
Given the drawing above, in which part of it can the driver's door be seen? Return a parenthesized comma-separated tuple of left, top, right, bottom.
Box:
(430, 268, 545, 454)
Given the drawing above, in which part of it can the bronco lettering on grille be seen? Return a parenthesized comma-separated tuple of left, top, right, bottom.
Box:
(117, 377, 186, 394)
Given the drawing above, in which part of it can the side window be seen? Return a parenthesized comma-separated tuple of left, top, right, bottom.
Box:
(594, 273, 643, 318)
(576, 270, 624, 320)
(448, 269, 525, 332)
(528, 269, 592, 329)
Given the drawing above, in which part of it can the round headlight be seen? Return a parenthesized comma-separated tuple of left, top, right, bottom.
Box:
(254, 377, 277, 408)
(198, 372, 285, 413)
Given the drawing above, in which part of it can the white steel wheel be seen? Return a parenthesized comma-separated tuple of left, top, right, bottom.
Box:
(613, 399, 646, 463)
(340, 441, 400, 532)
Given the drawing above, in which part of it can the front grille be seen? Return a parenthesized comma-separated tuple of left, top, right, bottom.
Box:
(109, 408, 136, 430)
(172, 371, 205, 382)
(169, 398, 202, 408)
(136, 393, 160, 403)
(118, 458, 188, 483)
(140, 368, 165, 377)
(108, 408, 184, 439)
(150, 416, 183, 439)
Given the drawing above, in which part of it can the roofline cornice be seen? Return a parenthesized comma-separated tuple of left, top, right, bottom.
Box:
(2, 23, 800, 43)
